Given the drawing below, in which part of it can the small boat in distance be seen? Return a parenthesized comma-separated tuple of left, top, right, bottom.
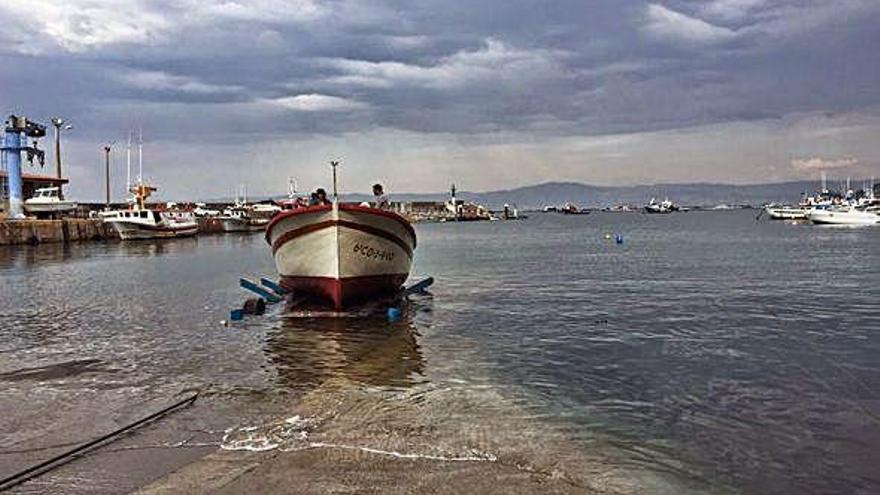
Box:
(23, 187, 77, 217)
(644, 197, 679, 214)
(218, 203, 270, 232)
(560, 202, 590, 214)
(266, 161, 416, 309)
(763, 204, 807, 220)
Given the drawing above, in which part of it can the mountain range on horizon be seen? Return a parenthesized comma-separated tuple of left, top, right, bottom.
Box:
(233, 179, 848, 209)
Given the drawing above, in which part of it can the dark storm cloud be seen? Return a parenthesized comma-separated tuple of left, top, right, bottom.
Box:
(0, 0, 878, 198)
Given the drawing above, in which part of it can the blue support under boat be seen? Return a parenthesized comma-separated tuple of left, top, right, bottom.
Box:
(239, 278, 282, 304)
(259, 278, 287, 295)
(402, 277, 434, 297)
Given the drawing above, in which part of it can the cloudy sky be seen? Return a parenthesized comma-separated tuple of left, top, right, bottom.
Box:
(1, 0, 879, 200)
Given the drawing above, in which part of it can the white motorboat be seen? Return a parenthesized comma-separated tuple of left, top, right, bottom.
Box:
(23, 187, 77, 215)
(218, 205, 270, 232)
(266, 202, 416, 310)
(252, 203, 282, 215)
(807, 205, 880, 225)
(763, 204, 807, 220)
(193, 203, 221, 217)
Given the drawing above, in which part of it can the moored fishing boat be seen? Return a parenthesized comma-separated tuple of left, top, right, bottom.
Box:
(103, 208, 199, 239)
(266, 202, 416, 309)
(103, 184, 199, 240)
(101, 132, 198, 240)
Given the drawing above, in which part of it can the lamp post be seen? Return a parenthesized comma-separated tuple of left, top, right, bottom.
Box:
(50, 117, 73, 198)
(103, 144, 112, 208)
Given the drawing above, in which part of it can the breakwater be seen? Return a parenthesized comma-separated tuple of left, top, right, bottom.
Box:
(0, 217, 248, 245)
(0, 219, 118, 245)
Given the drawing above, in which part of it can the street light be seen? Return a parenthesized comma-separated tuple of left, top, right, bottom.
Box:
(103, 143, 114, 208)
(50, 117, 73, 198)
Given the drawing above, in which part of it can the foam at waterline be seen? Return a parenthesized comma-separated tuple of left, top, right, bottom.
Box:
(220, 414, 496, 462)
(292, 443, 497, 462)
(220, 415, 312, 452)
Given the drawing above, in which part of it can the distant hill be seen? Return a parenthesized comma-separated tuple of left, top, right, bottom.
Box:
(337, 180, 821, 209)
(209, 180, 828, 209)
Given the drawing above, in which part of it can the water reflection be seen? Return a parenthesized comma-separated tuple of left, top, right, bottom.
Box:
(117, 237, 200, 258)
(265, 312, 427, 391)
(0, 241, 74, 268)
(0, 237, 202, 271)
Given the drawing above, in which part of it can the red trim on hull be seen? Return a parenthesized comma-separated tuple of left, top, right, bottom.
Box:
(280, 274, 408, 310)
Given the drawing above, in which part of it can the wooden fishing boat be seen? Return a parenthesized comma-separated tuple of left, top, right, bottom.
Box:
(265, 203, 417, 309)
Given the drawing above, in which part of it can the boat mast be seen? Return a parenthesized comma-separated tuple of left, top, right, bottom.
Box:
(137, 127, 143, 185)
(126, 131, 132, 198)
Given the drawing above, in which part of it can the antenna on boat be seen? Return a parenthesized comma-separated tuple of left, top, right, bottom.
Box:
(288, 177, 297, 198)
(330, 160, 340, 202)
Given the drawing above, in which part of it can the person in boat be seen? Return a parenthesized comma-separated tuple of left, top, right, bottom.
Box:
(372, 183, 390, 209)
(310, 188, 331, 206)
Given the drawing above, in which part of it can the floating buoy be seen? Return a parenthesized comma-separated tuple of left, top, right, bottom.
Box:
(387, 307, 401, 321)
(604, 233, 612, 240)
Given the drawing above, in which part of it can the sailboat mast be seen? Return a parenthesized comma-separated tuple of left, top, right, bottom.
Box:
(126, 131, 132, 195)
(137, 128, 143, 184)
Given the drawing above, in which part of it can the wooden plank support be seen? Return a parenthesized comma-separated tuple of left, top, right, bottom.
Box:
(239, 278, 282, 304)
(402, 277, 434, 297)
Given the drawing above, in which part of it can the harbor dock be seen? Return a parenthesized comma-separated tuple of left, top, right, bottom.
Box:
(0, 218, 118, 245)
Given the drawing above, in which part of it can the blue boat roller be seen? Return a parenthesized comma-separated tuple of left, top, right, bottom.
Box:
(239, 276, 433, 306)
(239, 279, 283, 304)
(260, 278, 288, 295)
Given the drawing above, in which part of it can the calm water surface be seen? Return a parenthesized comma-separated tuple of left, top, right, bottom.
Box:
(1, 211, 878, 494)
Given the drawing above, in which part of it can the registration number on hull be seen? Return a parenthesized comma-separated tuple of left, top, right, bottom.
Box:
(353, 243, 395, 261)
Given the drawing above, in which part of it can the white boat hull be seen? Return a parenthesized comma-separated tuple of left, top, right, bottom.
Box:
(266, 204, 416, 309)
(218, 216, 269, 232)
(807, 208, 880, 225)
(24, 201, 78, 214)
(106, 220, 199, 240)
(764, 206, 806, 220)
